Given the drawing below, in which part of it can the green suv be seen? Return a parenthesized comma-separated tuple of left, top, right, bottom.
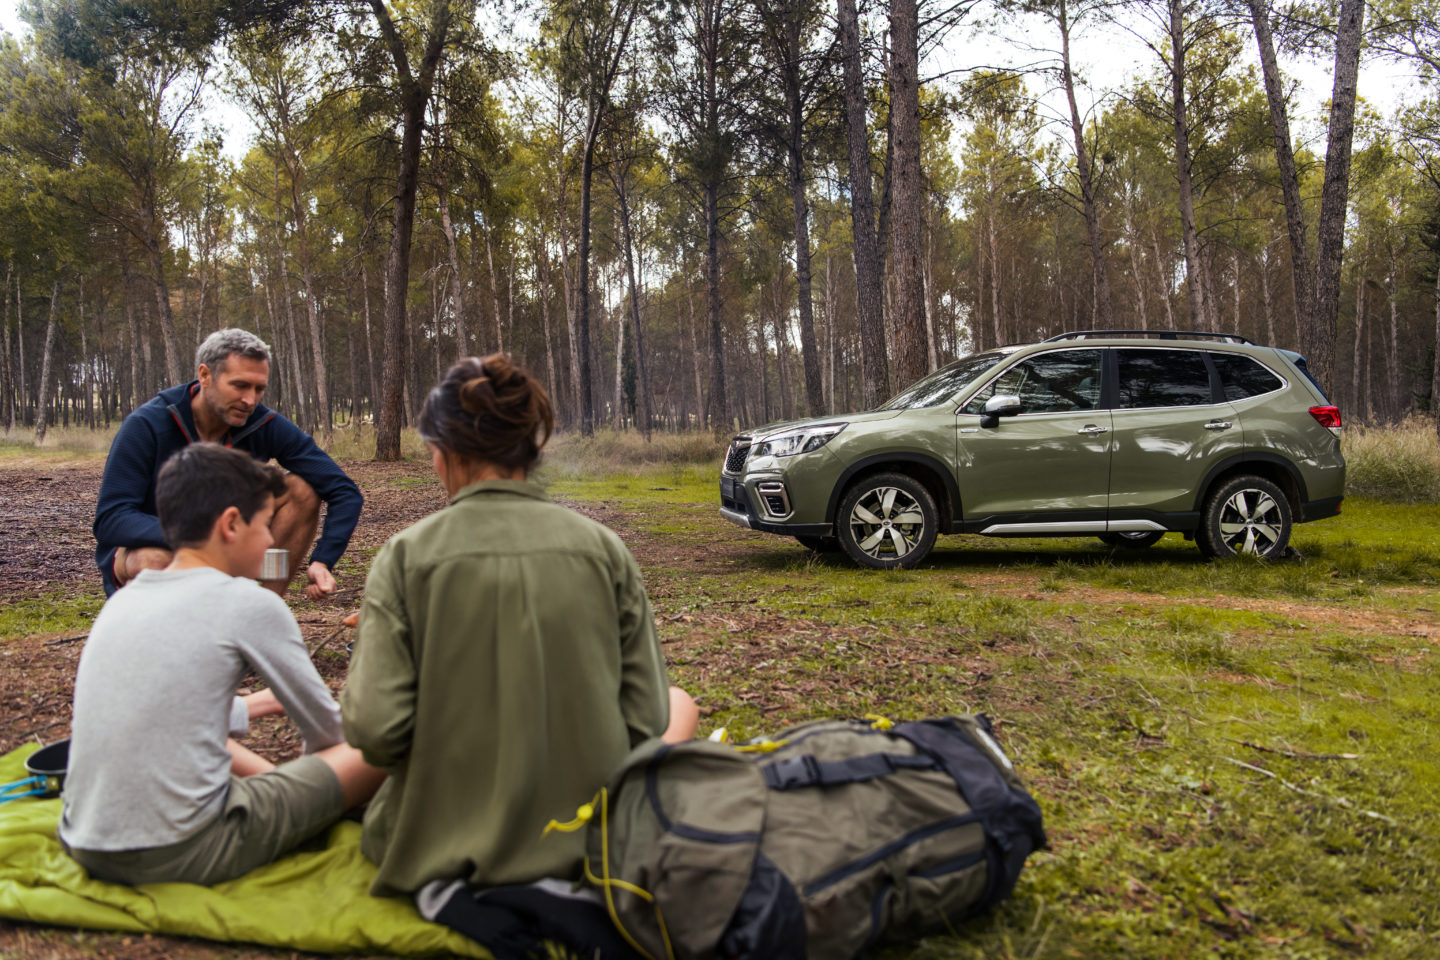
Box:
(719, 331, 1345, 568)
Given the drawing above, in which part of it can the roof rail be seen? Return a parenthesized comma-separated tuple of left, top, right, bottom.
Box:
(1043, 330, 1255, 345)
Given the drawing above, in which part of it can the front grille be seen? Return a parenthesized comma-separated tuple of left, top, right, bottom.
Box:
(724, 439, 751, 474)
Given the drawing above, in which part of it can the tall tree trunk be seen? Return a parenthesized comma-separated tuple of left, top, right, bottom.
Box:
(1169, 0, 1207, 329)
(614, 182, 652, 438)
(1125, 207, 1151, 330)
(1432, 265, 1439, 440)
(837, 0, 888, 407)
(34, 282, 60, 445)
(371, 0, 451, 461)
(1308, 0, 1366, 390)
(271, 218, 311, 432)
(686, 280, 705, 427)
(1, 263, 12, 432)
(703, 180, 729, 431)
(1151, 230, 1177, 330)
(578, 140, 599, 435)
(1351, 268, 1366, 413)
(766, 1, 825, 415)
(284, 147, 332, 439)
(81, 277, 94, 429)
(988, 201, 1004, 346)
(436, 132, 470, 360)
(536, 232, 560, 409)
(1058, 0, 1114, 325)
(484, 225, 506, 355)
(361, 260, 380, 420)
(1385, 270, 1401, 419)
(1259, 243, 1278, 346)
(144, 220, 182, 385)
(1247, 0, 1314, 343)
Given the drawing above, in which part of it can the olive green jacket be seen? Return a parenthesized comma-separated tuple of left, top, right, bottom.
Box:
(341, 479, 670, 896)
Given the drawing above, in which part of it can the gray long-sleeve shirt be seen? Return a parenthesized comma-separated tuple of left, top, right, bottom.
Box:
(60, 567, 344, 852)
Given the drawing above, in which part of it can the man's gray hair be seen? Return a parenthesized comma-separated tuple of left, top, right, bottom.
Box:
(196, 328, 271, 373)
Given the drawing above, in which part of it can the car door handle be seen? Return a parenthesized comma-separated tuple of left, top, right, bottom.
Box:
(1077, 424, 1109, 435)
(1205, 420, 1233, 430)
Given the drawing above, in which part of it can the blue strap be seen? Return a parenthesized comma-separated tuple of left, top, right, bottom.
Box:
(0, 776, 48, 804)
(762, 752, 937, 790)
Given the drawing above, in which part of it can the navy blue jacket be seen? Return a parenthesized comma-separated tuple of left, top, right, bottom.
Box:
(94, 382, 364, 595)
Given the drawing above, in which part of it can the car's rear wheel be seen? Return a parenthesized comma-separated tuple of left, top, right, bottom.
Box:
(1197, 475, 1292, 559)
(794, 535, 840, 553)
(836, 473, 938, 569)
(1098, 531, 1164, 549)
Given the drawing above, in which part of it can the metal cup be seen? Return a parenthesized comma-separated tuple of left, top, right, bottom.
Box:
(259, 548, 290, 583)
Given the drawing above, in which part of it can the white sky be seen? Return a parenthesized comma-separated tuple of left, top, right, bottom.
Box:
(0, 0, 1425, 165)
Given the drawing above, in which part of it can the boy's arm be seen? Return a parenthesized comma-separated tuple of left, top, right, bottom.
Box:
(340, 544, 416, 768)
(93, 416, 168, 552)
(612, 537, 670, 747)
(244, 592, 344, 753)
(269, 415, 364, 570)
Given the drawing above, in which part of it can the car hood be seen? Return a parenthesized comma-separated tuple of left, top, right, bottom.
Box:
(739, 409, 904, 440)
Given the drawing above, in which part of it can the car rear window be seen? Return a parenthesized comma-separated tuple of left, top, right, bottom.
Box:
(1210, 353, 1284, 400)
(1116, 348, 1212, 408)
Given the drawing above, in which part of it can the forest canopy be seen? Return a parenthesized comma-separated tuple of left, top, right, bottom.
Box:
(2, 0, 1439, 457)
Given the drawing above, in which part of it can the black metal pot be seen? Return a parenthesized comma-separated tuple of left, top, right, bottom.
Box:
(0, 739, 69, 803)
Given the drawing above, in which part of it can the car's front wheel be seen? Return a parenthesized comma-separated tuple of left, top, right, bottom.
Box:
(1098, 531, 1164, 549)
(1197, 475, 1292, 559)
(836, 473, 938, 569)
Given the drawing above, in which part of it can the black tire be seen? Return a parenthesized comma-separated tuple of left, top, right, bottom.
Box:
(794, 535, 840, 553)
(836, 472, 938, 570)
(1098, 531, 1164, 549)
(1197, 475, 1292, 560)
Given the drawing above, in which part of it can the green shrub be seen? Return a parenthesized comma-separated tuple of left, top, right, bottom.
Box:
(1343, 417, 1440, 503)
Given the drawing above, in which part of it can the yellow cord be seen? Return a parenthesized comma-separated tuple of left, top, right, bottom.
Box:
(579, 786, 677, 960)
(734, 738, 790, 753)
(864, 713, 894, 731)
(541, 797, 597, 836)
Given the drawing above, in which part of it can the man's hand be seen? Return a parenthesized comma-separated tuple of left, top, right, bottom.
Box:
(306, 561, 337, 601)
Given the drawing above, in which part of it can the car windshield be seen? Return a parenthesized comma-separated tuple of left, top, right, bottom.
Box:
(879, 352, 1010, 410)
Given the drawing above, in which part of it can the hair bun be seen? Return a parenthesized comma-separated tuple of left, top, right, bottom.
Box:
(459, 375, 492, 414)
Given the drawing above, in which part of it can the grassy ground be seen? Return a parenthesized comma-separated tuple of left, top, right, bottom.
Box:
(542, 467, 1440, 959)
(2, 425, 1438, 958)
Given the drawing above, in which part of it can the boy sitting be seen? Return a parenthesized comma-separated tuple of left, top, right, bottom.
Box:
(61, 444, 384, 886)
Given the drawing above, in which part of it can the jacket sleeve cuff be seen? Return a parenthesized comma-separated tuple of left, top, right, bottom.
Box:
(229, 697, 250, 737)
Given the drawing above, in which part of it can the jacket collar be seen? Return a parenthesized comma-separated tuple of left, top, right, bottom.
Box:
(450, 478, 549, 506)
(161, 380, 275, 448)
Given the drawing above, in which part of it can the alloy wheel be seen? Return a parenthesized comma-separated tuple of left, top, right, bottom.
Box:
(1217, 488, 1285, 555)
(847, 485, 927, 561)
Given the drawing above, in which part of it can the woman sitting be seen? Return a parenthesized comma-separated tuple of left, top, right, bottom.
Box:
(341, 355, 699, 897)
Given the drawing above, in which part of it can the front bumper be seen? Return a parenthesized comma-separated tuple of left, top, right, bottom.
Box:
(719, 475, 831, 537)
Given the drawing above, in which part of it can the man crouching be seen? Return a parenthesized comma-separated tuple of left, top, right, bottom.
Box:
(61, 444, 384, 886)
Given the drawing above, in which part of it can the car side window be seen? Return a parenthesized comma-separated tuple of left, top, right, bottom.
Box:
(962, 350, 1102, 414)
(1116, 348, 1212, 408)
(1210, 353, 1283, 400)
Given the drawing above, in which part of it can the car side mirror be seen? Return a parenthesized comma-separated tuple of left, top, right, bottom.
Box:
(980, 394, 1022, 428)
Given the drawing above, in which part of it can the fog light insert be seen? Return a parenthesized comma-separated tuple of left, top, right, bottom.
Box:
(756, 481, 792, 519)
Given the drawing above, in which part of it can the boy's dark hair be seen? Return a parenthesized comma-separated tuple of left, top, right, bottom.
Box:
(157, 444, 287, 549)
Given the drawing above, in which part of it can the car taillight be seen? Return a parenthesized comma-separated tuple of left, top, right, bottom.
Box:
(1308, 406, 1342, 429)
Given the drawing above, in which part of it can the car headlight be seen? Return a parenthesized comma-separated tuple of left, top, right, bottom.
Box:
(751, 423, 847, 458)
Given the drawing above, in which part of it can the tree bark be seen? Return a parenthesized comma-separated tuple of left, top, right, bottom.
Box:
(1351, 268, 1366, 413)
(34, 282, 60, 445)
(1057, 0, 1114, 326)
(703, 180, 729, 431)
(371, 0, 451, 461)
(1169, 0, 1206, 329)
(484, 225, 506, 355)
(613, 179, 652, 437)
(837, 0, 888, 407)
(1, 263, 12, 433)
(1248, 0, 1314, 344)
(535, 231, 560, 409)
(888, 0, 927, 387)
(360, 260, 380, 420)
(1308, 0, 1366, 390)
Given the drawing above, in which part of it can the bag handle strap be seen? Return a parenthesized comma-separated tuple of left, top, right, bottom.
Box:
(0, 776, 48, 804)
(762, 752, 937, 790)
